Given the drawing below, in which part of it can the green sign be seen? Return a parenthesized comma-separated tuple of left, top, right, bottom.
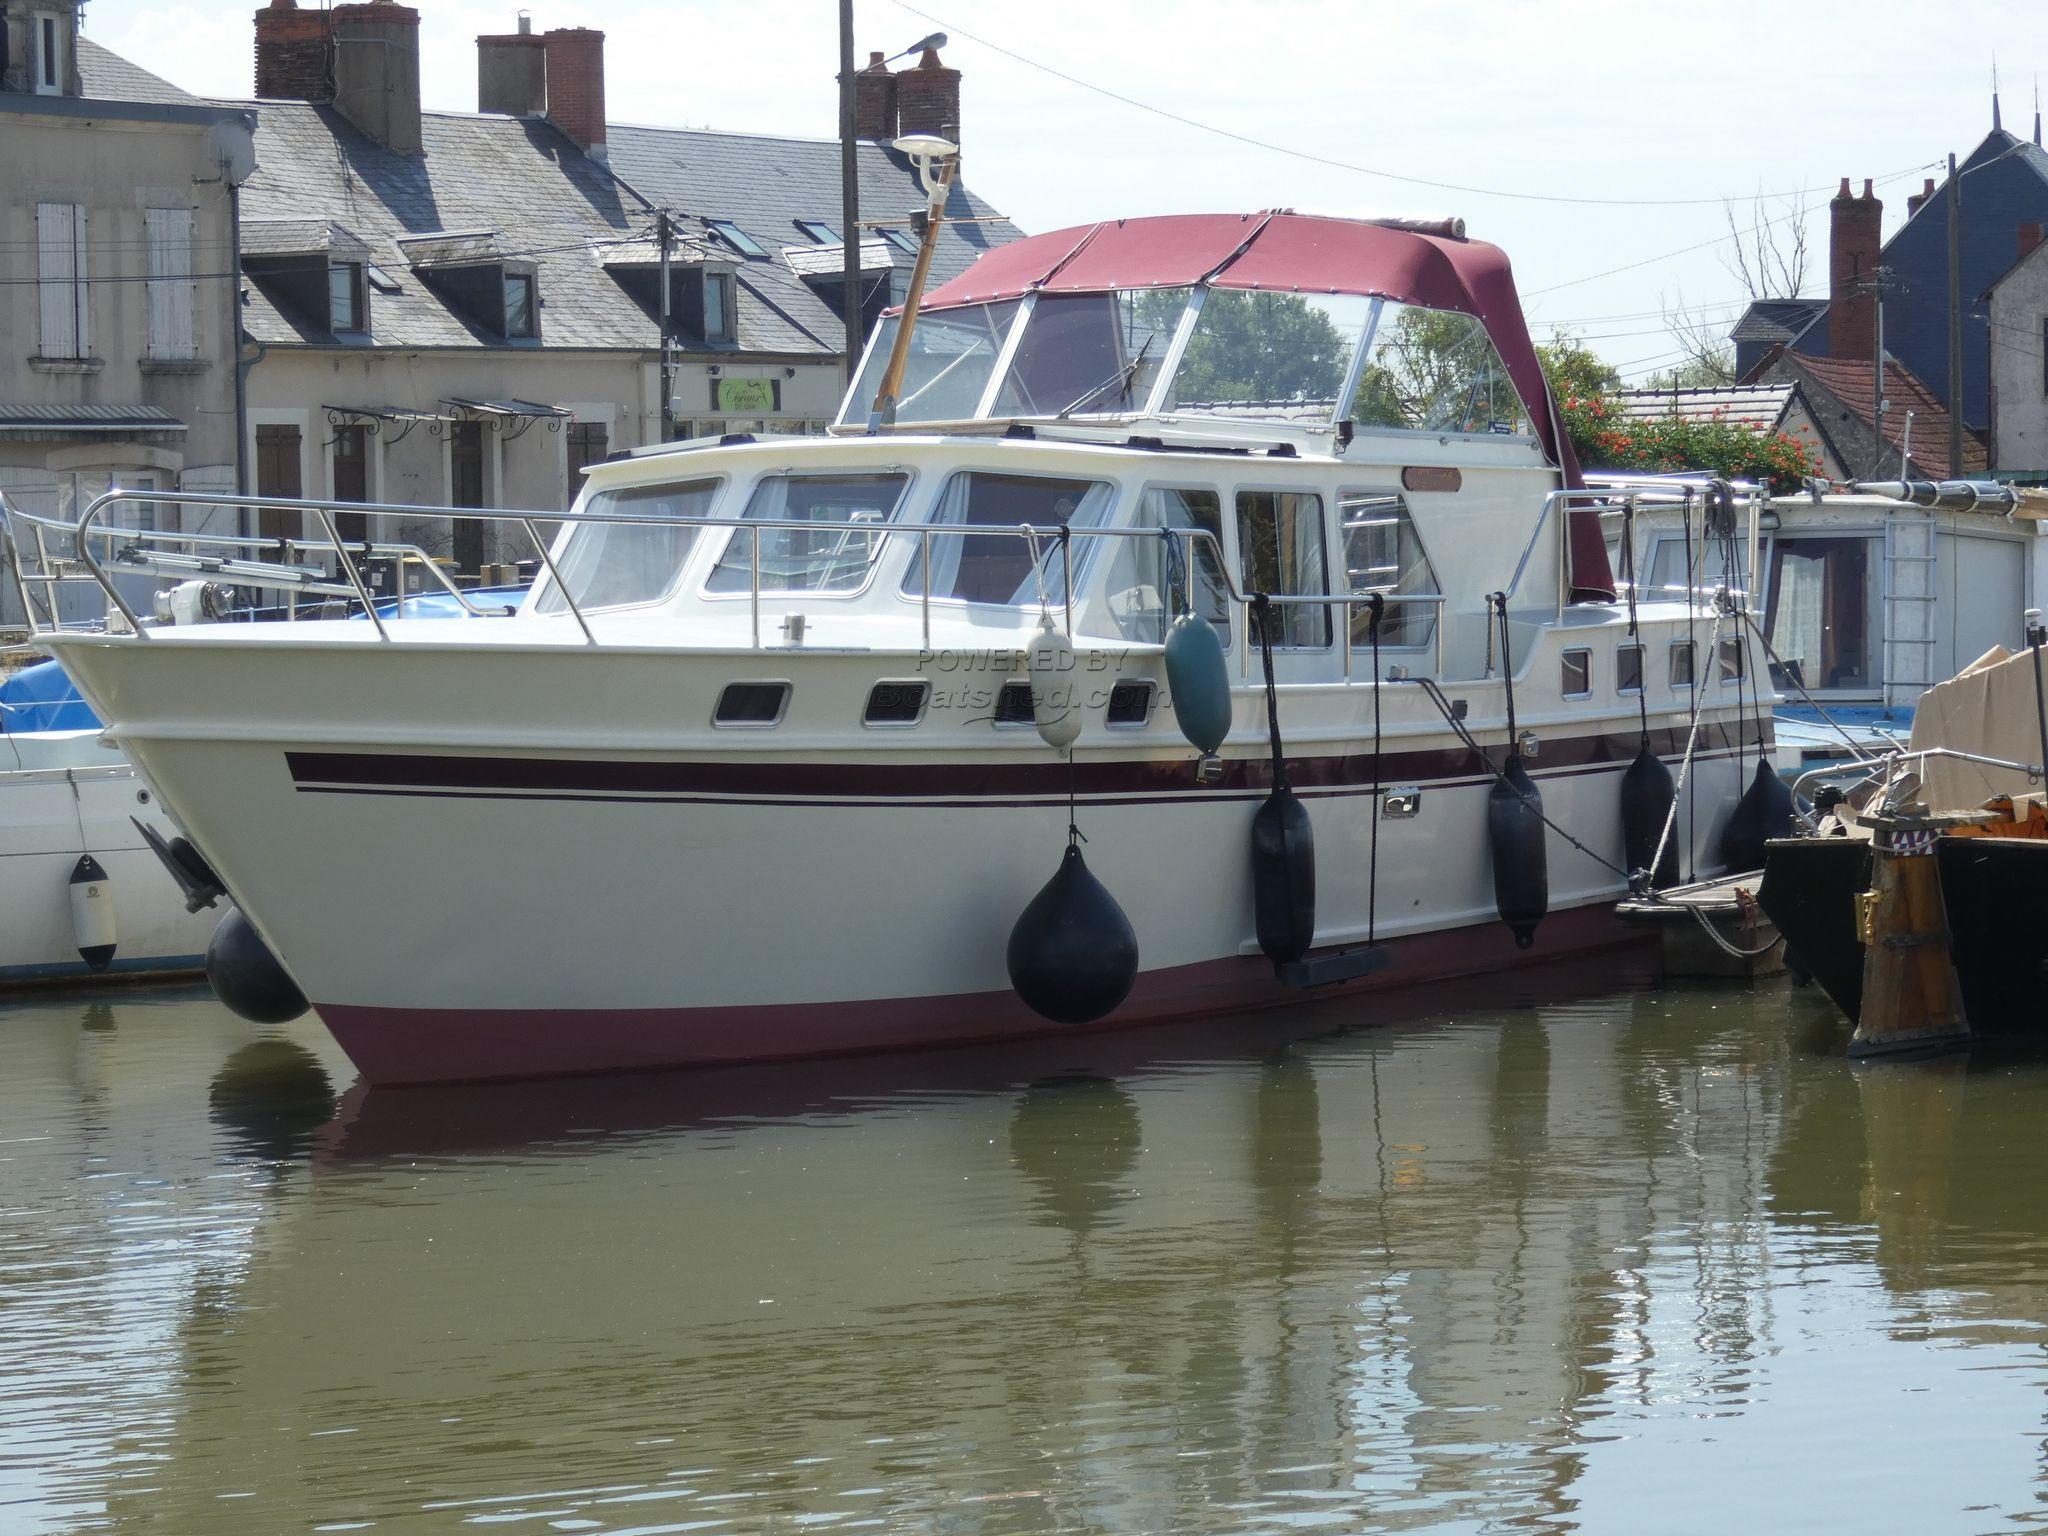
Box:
(715, 377, 778, 413)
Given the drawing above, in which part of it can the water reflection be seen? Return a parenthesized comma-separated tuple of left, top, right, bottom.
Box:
(8, 975, 2048, 1531)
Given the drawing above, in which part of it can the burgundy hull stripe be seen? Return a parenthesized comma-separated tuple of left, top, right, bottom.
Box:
(286, 720, 1768, 804)
(316, 903, 1650, 1086)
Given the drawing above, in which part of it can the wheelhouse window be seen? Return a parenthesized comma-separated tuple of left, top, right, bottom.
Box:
(1089, 486, 1230, 644)
(1342, 492, 1437, 650)
(991, 289, 1186, 417)
(706, 472, 910, 594)
(504, 272, 536, 338)
(1237, 490, 1330, 649)
(1647, 535, 1748, 605)
(536, 479, 719, 613)
(1348, 303, 1530, 435)
(1764, 535, 1879, 692)
(844, 300, 1020, 425)
(1161, 291, 1371, 420)
(901, 471, 1114, 606)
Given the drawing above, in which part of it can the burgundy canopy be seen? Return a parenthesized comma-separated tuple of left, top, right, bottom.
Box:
(918, 213, 1613, 603)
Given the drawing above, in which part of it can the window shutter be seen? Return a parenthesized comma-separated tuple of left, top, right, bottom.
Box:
(146, 208, 197, 360)
(36, 203, 78, 358)
(70, 205, 89, 357)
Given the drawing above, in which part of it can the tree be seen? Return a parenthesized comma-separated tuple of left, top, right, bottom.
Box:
(1536, 328, 1621, 403)
(1158, 289, 1352, 406)
(1657, 189, 1812, 387)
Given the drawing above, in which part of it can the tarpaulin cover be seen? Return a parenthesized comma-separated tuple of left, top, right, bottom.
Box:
(918, 212, 1612, 601)
(0, 658, 99, 733)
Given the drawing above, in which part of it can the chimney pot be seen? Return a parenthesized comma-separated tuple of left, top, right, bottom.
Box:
(1862, 178, 1874, 199)
(1828, 174, 1883, 363)
(518, 10, 532, 34)
(893, 43, 961, 145)
(854, 49, 898, 140)
(253, 0, 334, 101)
(542, 27, 607, 159)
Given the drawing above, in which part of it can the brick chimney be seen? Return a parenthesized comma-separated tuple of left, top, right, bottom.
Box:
(253, 0, 333, 102)
(1829, 176, 1882, 363)
(478, 14, 548, 117)
(2022, 222, 2047, 263)
(894, 46, 960, 144)
(331, 1, 422, 154)
(853, 51, 897, 140)
(1905, 175, 1938, 219)
(542, 27, 606, 159)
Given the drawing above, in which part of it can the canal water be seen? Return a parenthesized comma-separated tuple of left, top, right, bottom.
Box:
(6, 972, 2048, 1534)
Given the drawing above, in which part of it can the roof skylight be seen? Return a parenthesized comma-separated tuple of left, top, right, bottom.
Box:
(707, 219, 767, 258)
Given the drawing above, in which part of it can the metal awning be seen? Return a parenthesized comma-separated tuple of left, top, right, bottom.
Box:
(324, 404, 451, 445)
(441, 397, 573, 441)
(0, 404, 186, 441)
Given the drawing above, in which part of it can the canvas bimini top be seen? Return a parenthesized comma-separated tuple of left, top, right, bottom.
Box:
(854, 211, 1614, 602)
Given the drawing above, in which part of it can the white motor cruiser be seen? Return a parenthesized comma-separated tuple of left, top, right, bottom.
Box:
(7, 204, 1775, 1083)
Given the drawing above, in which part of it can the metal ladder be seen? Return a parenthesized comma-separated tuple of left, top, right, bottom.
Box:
(1883, 512, 1939, 706)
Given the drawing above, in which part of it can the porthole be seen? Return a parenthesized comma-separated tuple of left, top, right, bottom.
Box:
(1618, 644, 1644, 694)
(1106, 679, 1154, 727)
(713, 681, 790, 728)
(1670, 640, 1696, 688)
(864, 680, 928, 727)
(993, 682, 1035, 727)
(1561, 648, 1592, 698)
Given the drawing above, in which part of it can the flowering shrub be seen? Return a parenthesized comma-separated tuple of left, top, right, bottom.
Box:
(1559, 395, 1822, 493)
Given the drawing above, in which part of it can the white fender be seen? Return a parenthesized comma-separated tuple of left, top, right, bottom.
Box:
(69, 853, 117, 972)
(1026, 614, 1081, 754)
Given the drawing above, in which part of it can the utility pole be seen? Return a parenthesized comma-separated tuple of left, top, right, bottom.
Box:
(1948, 151, 1964, 476)
(838, 0, 862, 384)
(1873, 276, 1886, 471)
(658, 207, 675, 441)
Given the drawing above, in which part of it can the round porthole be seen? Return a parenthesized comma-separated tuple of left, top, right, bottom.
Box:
(136, 790, 151, 805)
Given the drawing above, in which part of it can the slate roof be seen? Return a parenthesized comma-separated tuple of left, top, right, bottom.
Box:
(75, 37, 200, 106)
(1729, 298, 1826, 346)
(603, 125, 1021, 353)
(1784, 126, 2048, 429)
(1612, 383, 1795, 429)
(226, 102, 678, 351)
(1775, 351, 1987, 478)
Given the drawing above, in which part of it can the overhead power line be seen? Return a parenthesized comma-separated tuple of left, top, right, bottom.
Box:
(887, 0, 1941, 211)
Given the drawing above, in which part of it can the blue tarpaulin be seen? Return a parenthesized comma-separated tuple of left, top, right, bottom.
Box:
(0, 659, 100, 733)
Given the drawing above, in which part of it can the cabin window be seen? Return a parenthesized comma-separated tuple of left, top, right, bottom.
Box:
(1160, 290, 1370, 420)
(705, 472, 909, 595)
(1647, 535, 1751, 604)
(992, 289, 1184, 417)
(901, 471, 1114, 607)
(1342, 492, 1437, 650)
(1106, 680, 1154, 726)
(535, 478, 719, 614)
(1090, 485, 1230, 644)
(994, 681, 1035, 725)
(863, 680, 928, 726)
(1236, 490, 1330, 649)
(1618, 643, 1644, 693)
(1348, 303, 1530, 435)
(844, 299, 1020, 425)
(1561, 648, 1593, 697)
(714, 682, 790, 727)
(1762, 535, 1878, 692)
(1670, 640, 1695, 688)
(1718, 637, 1745, 685)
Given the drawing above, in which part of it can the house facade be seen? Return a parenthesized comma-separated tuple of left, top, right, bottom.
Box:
(1985, 224, 2048, 475)
(225, 2, 1017, 574)
(0, 4, 254, 625)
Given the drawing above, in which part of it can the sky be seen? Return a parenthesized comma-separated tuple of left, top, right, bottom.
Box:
(78, 0, 2048, 381)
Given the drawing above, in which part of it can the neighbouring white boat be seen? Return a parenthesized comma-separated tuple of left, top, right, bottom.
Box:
(7, 207, 1774, 1083)
(0, 711, 217, 982)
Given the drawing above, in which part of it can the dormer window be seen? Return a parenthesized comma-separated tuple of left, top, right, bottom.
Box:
(34, 11, 69, 95)
(794, 219, 838, 245)
(707, 219, 767, 258)
(329, 262, 366, 334)
(878, 227, 920, 255)
(703, 271, 734, 345)
(504, 272, 536, 338)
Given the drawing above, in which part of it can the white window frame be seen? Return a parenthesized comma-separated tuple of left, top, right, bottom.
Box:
(34, 10, 67, 94)
(36, 202, 88, 359)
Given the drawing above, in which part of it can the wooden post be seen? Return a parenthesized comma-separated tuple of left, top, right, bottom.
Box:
(1848, 815, 1971, 1057)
